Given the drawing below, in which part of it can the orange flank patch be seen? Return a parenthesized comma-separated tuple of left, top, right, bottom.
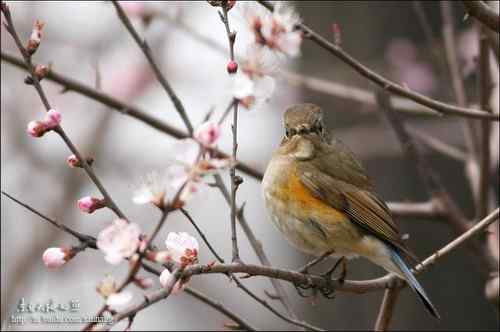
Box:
(273, 167, 347, 223)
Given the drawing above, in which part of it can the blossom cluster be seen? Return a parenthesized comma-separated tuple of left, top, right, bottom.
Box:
(230, 2, 303, 110)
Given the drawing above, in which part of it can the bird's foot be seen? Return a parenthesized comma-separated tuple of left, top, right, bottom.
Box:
(322, 256, 347, 284)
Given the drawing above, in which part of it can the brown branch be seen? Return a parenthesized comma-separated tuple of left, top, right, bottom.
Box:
(407, 126, 468, 162)
(478, 24, 494, 219)
(440, 0, 480, 159)
(387, 200, 446, 220)
(463, 1, 500, 33)
(213, 174, 300, 321)
(182, 196, 320, 331)
(374, 283, 401, 332)
(183, 208, 499, 293)
(257, 0, 499, 121)
(377, 91, 499, 275)
(98, 268, 184, 332)
(1, 5, 126, 219)
(110, 1, 193, 134)
(0, 51, 264, 181)
(217, 2, 241, 263)
(1, 191, 96, 248)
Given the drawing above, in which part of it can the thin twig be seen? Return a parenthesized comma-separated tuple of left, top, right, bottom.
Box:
(257, 0, 499, 121)
(478, 24, 494, 219)
(180, 208, 226, 263)
(374, 284, 401, 332)
(213, 174, 300, 320)
(377, 91, 498, 274)
(218, 1, 241, 263)
(1, 191, 96, 247)
(408, 126, 468, 162)
(181, 206, 322, 331)
(111, 1, 193, 134)
(440, 0, 479, 157)
(0, 51, 264, 181)
(1, 4, 126, 219)
(463, 0, 500, 32)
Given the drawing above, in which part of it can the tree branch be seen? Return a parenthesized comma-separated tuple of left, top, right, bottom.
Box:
(1, 5, 126, 219)
(374, 283, 401, 332)
(257, 0, 499, 121)
(463, 1, 500, 33)
(110, 0, 193, 134)
(0, 51, 264, 181)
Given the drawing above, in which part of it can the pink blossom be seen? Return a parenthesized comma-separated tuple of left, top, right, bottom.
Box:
(42, 247, 72, 268)
(133, 139, 232, 209)
(97, 219, 141, 265)
(165, 232, 199, 266)
(232, 72, 275, 110)
(240, 2, 302, 57)
(44, 109, 61, 128)
(159, 269, 185, 294)
(106, 291, 133, 311)
(194, 121, 221, 147)
(77, 196, 105, 214)
(27, 120, 47, 137)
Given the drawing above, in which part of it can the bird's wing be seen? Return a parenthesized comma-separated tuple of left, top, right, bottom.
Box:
(298, 161, 417, 261)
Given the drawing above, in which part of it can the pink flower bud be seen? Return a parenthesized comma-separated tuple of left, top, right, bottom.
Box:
(34, 64, 50, 80)
(42, 247, 72, 268)
(43, 109, 61, 128)
(67, 154, 79, 168)
(27, 120, 47, 137)
(66, 154, 94, 168)
(227, 60, 238, 74)
(194, 121, 221, 147)
(77, 196, 106, 213)
(26, 20, 44, 55)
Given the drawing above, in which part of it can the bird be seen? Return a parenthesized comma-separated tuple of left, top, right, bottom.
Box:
(262, 103, 440, 318)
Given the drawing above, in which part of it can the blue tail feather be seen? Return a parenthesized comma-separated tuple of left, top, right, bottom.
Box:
(389, 248, 441, 319)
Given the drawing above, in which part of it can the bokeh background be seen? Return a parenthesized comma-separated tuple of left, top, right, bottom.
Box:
(1, 1, 499, 331)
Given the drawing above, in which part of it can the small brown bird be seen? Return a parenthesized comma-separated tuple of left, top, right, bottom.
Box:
(262, 103, 439, 318)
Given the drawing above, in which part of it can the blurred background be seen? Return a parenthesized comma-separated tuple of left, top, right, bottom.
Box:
(1, 1, 499, 331)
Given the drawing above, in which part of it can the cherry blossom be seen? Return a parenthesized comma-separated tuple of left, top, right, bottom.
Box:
(240, 2, 302, 57)
(165, 232, 199, 266)
(106, 291, 133, 311)
(133, 139, 232, 209)
(159, 269, 186, 294)
(42, 247, 73, 268)
(194, 121, 221, 147)
(97, 219, 141, 265)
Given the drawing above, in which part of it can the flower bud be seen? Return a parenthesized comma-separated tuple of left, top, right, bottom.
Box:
(42, 247, 73, 268)
(66, 154, 94, 168)
(227, 60, 238, 74)
(26, 20, 44, 55)
(27, 120, 47, 137)
(43, 109, 61, 128)
(77, 196, 106, 213)
(34, 64, 50, 81)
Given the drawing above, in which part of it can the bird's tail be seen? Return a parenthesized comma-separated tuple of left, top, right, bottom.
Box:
(389, 248, 441, 319)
